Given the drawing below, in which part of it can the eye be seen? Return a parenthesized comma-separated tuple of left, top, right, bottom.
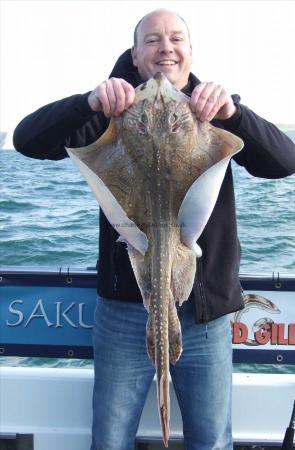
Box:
(138, 112, 148, 134)
(170, 113, 180, 133)
(146, 38, 159, 44)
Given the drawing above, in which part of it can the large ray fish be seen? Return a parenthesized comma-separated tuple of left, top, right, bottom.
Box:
(66, 72, 243, 447)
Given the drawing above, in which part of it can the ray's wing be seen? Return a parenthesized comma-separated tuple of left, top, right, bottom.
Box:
(66, 119, 148, 255)
(178, 126, 243, 255)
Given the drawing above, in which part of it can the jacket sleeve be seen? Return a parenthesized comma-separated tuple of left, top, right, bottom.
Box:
(13, 92, 107, 160)
(220, 103, 295, 179)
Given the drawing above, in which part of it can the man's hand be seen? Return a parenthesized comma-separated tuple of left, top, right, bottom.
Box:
(88, 78, 135, 117)
(190, 82, 236, 122)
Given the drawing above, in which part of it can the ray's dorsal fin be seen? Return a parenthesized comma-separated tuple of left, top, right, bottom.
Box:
(178, 126, 243, 254)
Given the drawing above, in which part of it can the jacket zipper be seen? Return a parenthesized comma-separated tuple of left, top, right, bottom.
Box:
(197, 258, 208, 338)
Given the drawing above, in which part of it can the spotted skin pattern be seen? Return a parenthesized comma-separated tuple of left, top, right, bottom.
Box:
(67, 73, 243, 447)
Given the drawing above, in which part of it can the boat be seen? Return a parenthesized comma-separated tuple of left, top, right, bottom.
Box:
(0, 266, 294, 449)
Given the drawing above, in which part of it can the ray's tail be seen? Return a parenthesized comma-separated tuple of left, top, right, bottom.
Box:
(156, 315, 170, 447)
(158, 372, 170, 447)
(146, 301, 171, 447)
(146, 270, 182, 446)
(145, 232, 189, 447)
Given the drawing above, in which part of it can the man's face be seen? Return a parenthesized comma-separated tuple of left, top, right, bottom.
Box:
(131, 10, 192, 90)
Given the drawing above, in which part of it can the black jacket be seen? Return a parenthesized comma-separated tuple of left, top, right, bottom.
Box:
(13, 49, 295, 323)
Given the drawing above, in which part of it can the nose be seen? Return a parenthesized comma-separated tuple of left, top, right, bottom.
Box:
(158, 36, 173, 54)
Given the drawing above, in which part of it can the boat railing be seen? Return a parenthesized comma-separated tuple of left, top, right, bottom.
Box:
(0, 266, 294, 364)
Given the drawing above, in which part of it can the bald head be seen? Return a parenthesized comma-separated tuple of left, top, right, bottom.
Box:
(133, 9, 191, 47)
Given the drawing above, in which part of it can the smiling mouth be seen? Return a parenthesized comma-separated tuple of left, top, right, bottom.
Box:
(156, 60, 178, 66)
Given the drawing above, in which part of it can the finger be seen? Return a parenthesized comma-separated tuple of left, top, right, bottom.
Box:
(189, 83, 207, 112)
(110, 78, 127, 116)
(199, 85, 223, 122)
(121, 80, 135, 109)
(97, 82, 111, 117)
(191, 82, 216, 119)
(197, 84, 219, 121)
(105, 80, 118, 116)
(207, 89, 227, 121)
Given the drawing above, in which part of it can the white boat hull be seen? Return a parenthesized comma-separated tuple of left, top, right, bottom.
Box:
(0, 366, 294, 449)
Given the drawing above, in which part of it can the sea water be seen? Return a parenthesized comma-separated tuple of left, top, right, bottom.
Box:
(0, 129, 294, 372)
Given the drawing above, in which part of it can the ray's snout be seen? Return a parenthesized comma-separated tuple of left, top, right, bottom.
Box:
(153, 71, 167, 82)
(134, 72, 180, 106)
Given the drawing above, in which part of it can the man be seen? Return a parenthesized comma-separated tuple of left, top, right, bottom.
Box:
(13, 9, 295, 450)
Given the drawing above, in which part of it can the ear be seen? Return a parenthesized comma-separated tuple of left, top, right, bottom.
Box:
(131, 46, 138, 67)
